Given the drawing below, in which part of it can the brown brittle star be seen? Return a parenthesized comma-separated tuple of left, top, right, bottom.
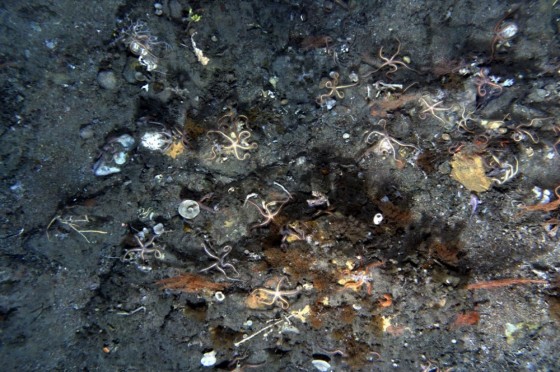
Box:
(362, 38, 417, 79)
(316, 71, 358, 105)
(245, 183, 292, 229)
(364, 119, 419, 162)
(418, 96, 452, 125)
(474, 68, 503, 97)
(510, 118, 552, 144)
(250, 276, 301, 309)
(206, 129, 258, 161)
(199, 243, 240, 281)
(122, 234, 164, 262)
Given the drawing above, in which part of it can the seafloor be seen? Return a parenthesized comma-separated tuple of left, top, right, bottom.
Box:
(1, 1, 559, 371)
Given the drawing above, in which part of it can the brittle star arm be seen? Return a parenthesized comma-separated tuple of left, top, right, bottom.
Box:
(218, 245, 240, 277)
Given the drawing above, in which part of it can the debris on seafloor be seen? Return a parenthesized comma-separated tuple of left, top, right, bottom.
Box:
(450, 152, 493, 192)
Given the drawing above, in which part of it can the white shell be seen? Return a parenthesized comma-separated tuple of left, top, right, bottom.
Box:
(373, 213, 384, 225)
(498, 22, 518, 39)
(214, 291, 225, 302)
(114, 134, 135, 150)
(200, 350, 217, 367)
(178, 200, 200, 219)
(312, 359, 331, 372)
(93, 161, 121, 176)
(113, 151, 128, 165)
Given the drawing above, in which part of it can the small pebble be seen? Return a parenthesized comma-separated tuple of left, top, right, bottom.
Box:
(97, 70, 118, 90)
(79, 124, 95, 140)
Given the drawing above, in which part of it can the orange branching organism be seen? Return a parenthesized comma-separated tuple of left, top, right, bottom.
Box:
(466, 278, 548, 290)
(519, 185, 560, 214)
(156, 272, 230, 293)
(451, 310, 480, 328)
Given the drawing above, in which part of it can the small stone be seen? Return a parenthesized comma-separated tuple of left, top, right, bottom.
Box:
(79, 124, 95, 140)
(153, 223, 165, 235)
(97, 70, 118, 90)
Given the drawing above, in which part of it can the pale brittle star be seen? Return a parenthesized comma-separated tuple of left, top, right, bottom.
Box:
(451, 104, 477, 133)
(206, 129, 258, 161)
(418, 96, 452, 125)
(364, 119, 419, 162)
(199, 242, 240, 281)
(316, 71, 358, 105)
(46, 215, 107, 243)
(245, 182, 292, 229)
(489, 155, 519, 186)
(122, 234, 164, 262)
(250, 276, 300, 309)
(363, 38, 417, 79)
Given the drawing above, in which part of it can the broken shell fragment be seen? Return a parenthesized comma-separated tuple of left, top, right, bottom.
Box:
(178, 200, 200, 219)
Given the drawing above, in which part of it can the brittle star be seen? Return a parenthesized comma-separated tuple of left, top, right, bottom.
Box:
(489, 155, 519, 185)
(250, 276, 300, 309)
(217, 108, 250, 132)
(364, 119, 419, 161)
(474, 68, 503, 97)
(452, 104, 477, 133)
(245, 183, 292, 229)
(199, 243, 240, 281)
(316, 71, 358, 105)
(206, 129, 258, 161)
(362, 38, 417, 79)
(510, 118, 552, 144)
(418, 96, 452, 125)
(122, 234, 164, 261)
